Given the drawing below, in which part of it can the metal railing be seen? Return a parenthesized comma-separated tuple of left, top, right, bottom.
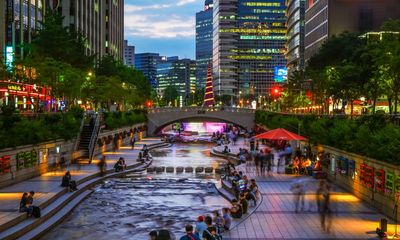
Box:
(88, 113, 101, 161)
(147, 106, 256, 114)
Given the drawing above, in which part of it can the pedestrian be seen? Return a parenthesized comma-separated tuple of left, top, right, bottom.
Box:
(212, 210, 224, 234)
(266, 149, 273, 176)
(222, 208, 232, 231)
(254, 151, 260, 176)
(195, 216, 207, 240)
(180, 224, 200, 240)
(259, 150, 266, 176)
(320, 182, 332, 232)
(98, 155, 107, 176)
(131, 135, 136, 150)
(290, 181, 305, 213)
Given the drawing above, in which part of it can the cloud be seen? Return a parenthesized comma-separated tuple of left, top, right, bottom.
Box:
(125, 0, 196, 13)
(125, 14, 195, 39)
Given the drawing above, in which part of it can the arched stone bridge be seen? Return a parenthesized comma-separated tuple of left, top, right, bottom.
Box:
(147, 107, 255, 135)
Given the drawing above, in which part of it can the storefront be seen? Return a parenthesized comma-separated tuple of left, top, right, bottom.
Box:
(0, 81, 52, 111)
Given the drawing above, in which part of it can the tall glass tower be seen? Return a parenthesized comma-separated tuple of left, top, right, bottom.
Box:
(195, 0, 214, 90)
(213, 0, 287, 103)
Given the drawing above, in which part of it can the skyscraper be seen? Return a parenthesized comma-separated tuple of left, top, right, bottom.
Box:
(60, 0, 125, 61)
(135, 53, 161, 88)
(195, 0, 214, 90)
(305, 0, 400, 62)
(1, 0, 46, 65)
(213, 0, 287, 103)
(123, 40, 135, 67)
(286, 0, 305, 73)
(156, 58, 196, 103)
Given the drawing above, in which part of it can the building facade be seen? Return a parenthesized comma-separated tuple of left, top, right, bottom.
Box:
(1, 0, 46, 66)
(305, 0, 400, 62)
(213, 0, 287, 102)
(286, 0, 305, 73)
(156, 58, 196, 103)
(123, 40, 135, 67)
(195, 0, 214, 90)
(135, 53, 160, 88)
(59, 0, 124, 61)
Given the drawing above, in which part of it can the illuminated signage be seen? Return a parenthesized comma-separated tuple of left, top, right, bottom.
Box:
(274, 67, 287, 82)
(5, 46, 14, 69)
(7, 85, 22, 91)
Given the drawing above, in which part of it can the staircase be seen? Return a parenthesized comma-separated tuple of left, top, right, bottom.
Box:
(78, 124, 95, 157)
(75, 113, 101, 163)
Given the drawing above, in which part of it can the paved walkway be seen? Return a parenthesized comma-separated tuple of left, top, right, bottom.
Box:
(0, 138, 161, 226)
(216, 141, 391, 239)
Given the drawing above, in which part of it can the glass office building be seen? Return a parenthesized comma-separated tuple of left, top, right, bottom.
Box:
(156, 58, 196, 102)
(195, 0, 214, 90)
(286, 0, 305, 73)
(135, 53, 161, 88)
(213, 0, 287, 101)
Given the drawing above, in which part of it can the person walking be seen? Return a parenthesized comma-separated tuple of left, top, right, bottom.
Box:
(320, 182, 332, 232)
(266, 149, 274, 176)
(290, 181, 305, 213)
(131, 135, 136, 150)
(98, 155, 107, 176)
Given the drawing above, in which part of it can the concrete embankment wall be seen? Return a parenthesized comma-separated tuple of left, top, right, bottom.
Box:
(315, 144, 399, 220)
(0, 124, 146, 188)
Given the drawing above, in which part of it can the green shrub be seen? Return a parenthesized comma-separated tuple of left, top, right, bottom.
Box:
(255, 110, 400, 165)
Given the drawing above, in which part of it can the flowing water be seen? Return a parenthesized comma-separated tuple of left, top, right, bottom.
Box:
(41, 143, 230, 240)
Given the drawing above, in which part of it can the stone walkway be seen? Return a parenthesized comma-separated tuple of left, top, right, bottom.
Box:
(216, 142, 392, 239)
(0, 138, 162, 227)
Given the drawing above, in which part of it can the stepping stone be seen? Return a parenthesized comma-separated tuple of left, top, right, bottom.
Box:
(205, 167, 213, 173)
(195, 167, 204, 173)
(147, 167, 155, 173)
(156, 166, 165, 173)
(185, 167, 193, 173)
(176, 167, 184, 173)
(166, 167, 174, 173)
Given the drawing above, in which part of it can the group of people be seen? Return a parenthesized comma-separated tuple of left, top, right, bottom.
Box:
(252, 149, 274, 176)
(19, 191, 40, 218)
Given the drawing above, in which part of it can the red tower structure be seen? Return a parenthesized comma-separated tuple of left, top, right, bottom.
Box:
(203, 63, 215, 107)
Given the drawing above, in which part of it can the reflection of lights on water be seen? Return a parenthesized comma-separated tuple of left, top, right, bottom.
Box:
(147, 176, 153, 180)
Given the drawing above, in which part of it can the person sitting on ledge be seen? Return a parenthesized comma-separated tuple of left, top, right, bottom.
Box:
(61, 171, 78, 191)
(114, 157, 126, 172)
(222, 145, 230, 154)
(19, 192, 28, 213)
(230, 199, 243, 219)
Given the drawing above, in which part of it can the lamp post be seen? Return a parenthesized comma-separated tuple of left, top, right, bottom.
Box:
(239, 91, 242, 107)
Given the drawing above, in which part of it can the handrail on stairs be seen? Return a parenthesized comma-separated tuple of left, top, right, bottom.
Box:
(88, 113, 101, 162)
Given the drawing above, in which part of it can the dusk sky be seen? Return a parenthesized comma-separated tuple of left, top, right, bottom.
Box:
(124, 0, 204, 59)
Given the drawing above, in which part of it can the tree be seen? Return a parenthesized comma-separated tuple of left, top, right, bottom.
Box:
(163, 85, 179, 106)
(29, 12, 94, 70)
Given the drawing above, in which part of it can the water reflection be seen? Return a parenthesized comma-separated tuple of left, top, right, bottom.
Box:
(41, 144, 230, 240)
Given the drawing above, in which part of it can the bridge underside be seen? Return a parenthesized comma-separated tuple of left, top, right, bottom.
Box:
(147, 108, 255, 136)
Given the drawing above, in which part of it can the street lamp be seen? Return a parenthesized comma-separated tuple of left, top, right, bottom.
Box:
(239, 91, 242, 107)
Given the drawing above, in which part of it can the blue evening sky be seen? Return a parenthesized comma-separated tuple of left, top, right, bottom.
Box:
(124, 0, 204, 59)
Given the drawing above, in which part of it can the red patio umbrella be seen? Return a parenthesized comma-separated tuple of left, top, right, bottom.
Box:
(254, 128, 307, 141)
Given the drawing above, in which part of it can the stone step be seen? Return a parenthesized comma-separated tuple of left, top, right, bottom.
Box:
(18, 190, 93, 240)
